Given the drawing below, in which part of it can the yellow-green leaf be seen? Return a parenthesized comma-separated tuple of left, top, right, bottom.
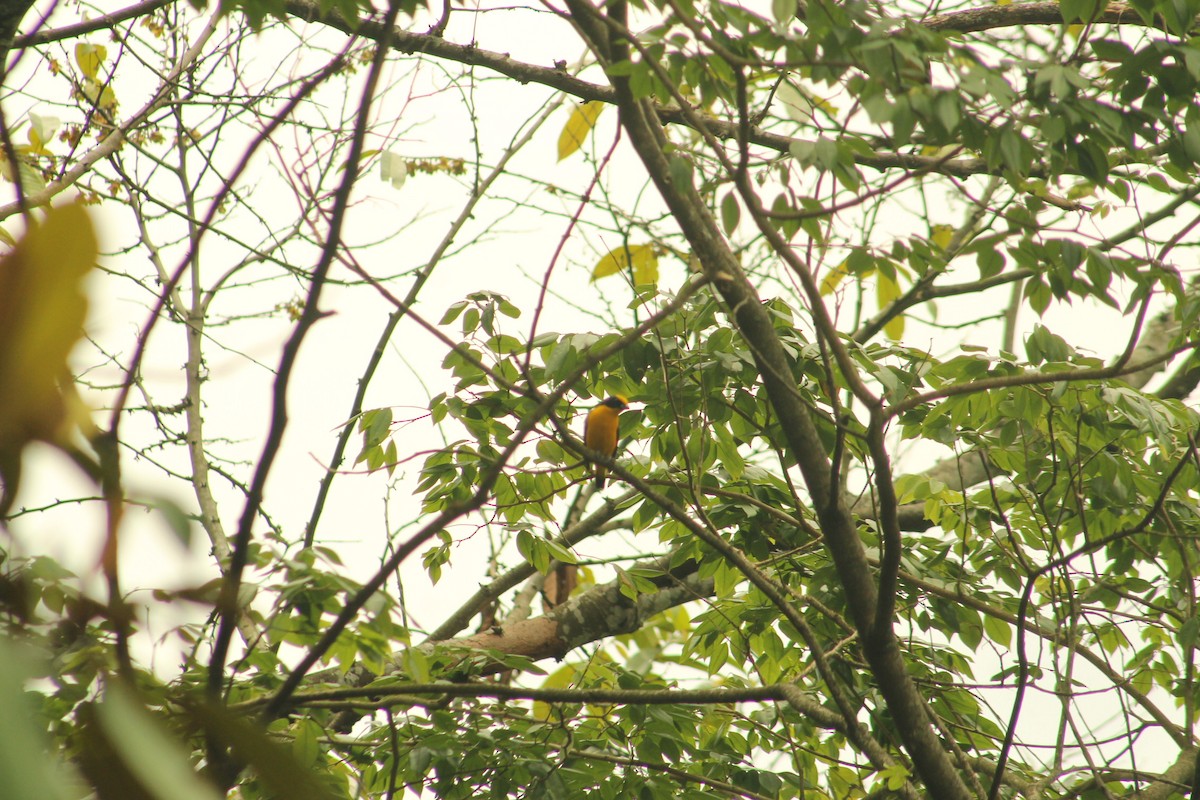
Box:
(930, 223, 954, 252)
(79, 77, 118, 115)
(877, 270, 905, 340)
(0, 201, 99, 459)
(591, 243, 658, 285)
(0, 155, 47, 197)
(94, 684, 226, 800)
(26, 113, 59, 156)
(74, 44, 106, 80)
(820, 259, 857, 296)
(557, 101, 605, 161)
(776, 82, 813, 123)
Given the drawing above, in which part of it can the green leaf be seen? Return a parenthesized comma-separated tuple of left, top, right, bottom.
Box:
(983, 614, 1012, 648)
(95, 684, 226, 800)
(1059, 0, 1102, 24)
(544, 538, 577, 564)
(720, 190, 740, 235)
(185, 700, 340, 800)
(668, 155, 694, 192)
(1024, 278, 1052, 316)
(776, 82, 812, 122)
(0, 642, 82, 800)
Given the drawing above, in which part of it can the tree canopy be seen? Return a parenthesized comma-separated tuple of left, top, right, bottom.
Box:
(2, 0, 1200, 798)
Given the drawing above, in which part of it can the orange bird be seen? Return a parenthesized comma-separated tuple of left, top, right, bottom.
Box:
(584, 394, 628, 488)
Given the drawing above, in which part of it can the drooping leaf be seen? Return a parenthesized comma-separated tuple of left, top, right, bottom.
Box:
(92, 684, 226, 800)
(820, 259, 853, 296)
(380, 150, 408, 189)
(26, 113, 59, 156)
(0, 641, 82, 800)
(877, 270, 905, 340)
(591, 243, 659, 285)
(771, 0, 797, 23)
(776, 82, 813, 123)
(557, 100, 605, 161)
(74, 43, 107, 79)
(720, 190, 740, 235)
(0, 201, 98, 511)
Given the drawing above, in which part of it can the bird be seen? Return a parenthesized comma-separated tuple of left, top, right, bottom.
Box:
(583, 394, 628, 488)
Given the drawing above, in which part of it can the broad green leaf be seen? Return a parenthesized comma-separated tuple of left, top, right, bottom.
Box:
(771, 0, 797, 23)
(544, 538, 577, 564)
(0, 642, 82, 800)
(95, 684, 225, 800)
(976, 244, 1004, 279)
(776, 82, 813, 123)
(185, 701, 340, 800)
(1059, 0, 1101, 24)
(557, 100, 605, 161)
(291, 720, 321, 768)
(0, 156, 47, 196)
(983, 614, 1012, 647)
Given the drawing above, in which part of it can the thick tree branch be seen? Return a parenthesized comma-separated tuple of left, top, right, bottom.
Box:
(924, 1, 1169, 33)
(15, 0, 173, 47)
(0, 0, 35, 67)
(279, 0, 1087, 181)
(890, 338, 1200, 419)
(548, 0, 972, 795)
(425, 494, 635, 641)
(6, 0, 1177, 220)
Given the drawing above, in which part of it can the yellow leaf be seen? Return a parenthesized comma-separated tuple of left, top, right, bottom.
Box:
(930, 224, 955, 251)
(26, 113, 59, 156)
(591, 244, 658, 285)
(876, 270, 905, 340)
(820, 259, 856, 296)
(557, 101, 605, 161)
(0, 152, 48, 197)
(0, 201, 99, 498)
(74, 43, 107, 80)
(80, 77, 118, 115)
